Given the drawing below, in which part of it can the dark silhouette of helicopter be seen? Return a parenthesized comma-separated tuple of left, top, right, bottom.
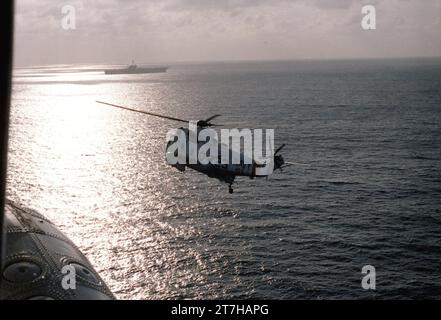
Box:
(96, 101, 294, 193)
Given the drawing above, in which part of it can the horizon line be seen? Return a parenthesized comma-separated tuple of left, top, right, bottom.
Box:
(13, 55, 441, 69)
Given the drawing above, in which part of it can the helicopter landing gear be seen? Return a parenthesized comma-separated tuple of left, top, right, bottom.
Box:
(228, 184, 234, 194)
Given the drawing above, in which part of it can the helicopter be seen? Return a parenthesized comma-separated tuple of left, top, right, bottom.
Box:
(96, 101, 294, 193)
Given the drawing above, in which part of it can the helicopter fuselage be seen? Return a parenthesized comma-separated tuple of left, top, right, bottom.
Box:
(166, 126, 275, 193)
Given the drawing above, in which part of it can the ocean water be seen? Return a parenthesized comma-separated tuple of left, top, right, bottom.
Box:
(7, 58, 441, 299)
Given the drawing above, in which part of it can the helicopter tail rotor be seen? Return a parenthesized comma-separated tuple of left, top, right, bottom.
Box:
(274, 153, 285, 170)
(275, 143, 286, 155)
(270, 141, 286, 171)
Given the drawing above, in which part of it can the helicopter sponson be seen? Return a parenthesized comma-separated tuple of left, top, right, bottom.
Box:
(0, 200, 115, 300)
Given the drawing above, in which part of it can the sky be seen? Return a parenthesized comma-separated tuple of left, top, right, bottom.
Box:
(13, 0, 441, 66)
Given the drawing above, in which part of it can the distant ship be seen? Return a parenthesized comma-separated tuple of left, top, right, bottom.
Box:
(104, 60, 168, 75)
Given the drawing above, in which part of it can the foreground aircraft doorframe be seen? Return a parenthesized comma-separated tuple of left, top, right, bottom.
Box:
(0, 0, 14, 272)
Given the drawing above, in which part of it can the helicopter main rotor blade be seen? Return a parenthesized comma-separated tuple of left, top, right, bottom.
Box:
(204, 114, 221, 122)
(96, 101, 189, 124)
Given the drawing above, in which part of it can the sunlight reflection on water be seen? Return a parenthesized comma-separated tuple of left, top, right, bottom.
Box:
(8, 60, 441, 299)
(10, 67, 238, 299)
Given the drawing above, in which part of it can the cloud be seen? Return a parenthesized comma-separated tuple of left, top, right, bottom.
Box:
(314, 0, 355, 9)
(13, 0, 441, 66)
